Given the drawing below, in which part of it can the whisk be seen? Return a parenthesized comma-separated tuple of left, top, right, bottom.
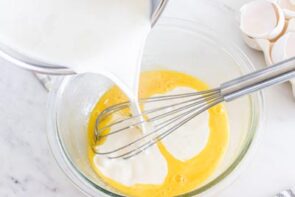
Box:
(93, 57, 295, 159)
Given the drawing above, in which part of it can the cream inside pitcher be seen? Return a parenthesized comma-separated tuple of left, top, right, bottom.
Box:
(0, 0, 168, 76)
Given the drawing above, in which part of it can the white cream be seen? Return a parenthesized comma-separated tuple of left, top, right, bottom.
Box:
(94, 144, 168, 186)
(145, 87, 210, 161)
(94, 109, 168, 185)
(94, 87, 210, 185)
(0, 0, 151, 99)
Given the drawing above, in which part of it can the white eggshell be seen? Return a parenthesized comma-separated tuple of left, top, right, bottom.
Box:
(242, 35, 273, 65)
(271, 36, 287, 64)
(277, 0, 295, 19)
(270, 31, 295, 98)
(271, 32, 295, 64)
(291, 79, 295, 97)
(242, 34, 263, 51)
(257, 39, 273, 65)
(284, 32, 295, 57)
(240, 0, 285, 39)
(287, 18, 295, 32)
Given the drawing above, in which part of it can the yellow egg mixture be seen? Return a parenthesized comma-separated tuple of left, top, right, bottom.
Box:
(88, 70, 229, 197)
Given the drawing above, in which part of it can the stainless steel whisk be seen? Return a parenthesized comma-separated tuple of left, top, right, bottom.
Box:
(93, 57, 295, 160)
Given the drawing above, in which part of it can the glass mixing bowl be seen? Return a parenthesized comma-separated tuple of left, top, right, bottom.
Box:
(47, 18, 264, 196)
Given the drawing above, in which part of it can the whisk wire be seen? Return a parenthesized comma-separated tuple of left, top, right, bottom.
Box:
(93, 89, 224, 159)
(97, 89, 220, 122)
(107, 97, 224, 159)
(96, 89, 220, 137)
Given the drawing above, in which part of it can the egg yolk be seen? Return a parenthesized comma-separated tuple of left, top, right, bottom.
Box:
(88, 70, 229, 197)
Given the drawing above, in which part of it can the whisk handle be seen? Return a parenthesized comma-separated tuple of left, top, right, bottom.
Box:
(221, 57, 295, 101)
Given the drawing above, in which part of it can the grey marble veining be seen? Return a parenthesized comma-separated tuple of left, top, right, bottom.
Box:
(0, 59, 81, 197)
(0, 0, 295, 196)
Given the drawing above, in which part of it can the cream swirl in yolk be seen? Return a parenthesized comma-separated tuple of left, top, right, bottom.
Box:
(88, 70, 229, 197)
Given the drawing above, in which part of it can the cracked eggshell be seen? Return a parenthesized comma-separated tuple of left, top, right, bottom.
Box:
(245, 20, 295, 66)
(260, 21, 295, 66)
(257, 39, 273, 65)
(288, 30, 295, 97)
(271, 32, 295, 63)
(242, 34, 264, 51)
(240, 0, 285, 40)
(271, 32, 295, 97)
(291, 79, 295, 97)
(287, 18, 295, 31)
(241, 36, 273, 65)
(277, 0, 295, 19)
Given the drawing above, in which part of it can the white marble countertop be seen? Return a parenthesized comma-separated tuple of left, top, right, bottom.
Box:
(0, 0, 295, 196)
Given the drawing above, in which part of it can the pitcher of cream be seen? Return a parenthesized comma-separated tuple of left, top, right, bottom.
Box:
(0, 0, 168, 99)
